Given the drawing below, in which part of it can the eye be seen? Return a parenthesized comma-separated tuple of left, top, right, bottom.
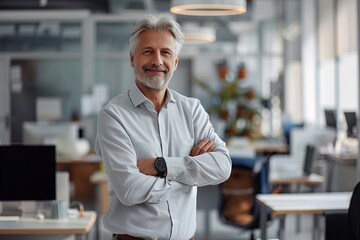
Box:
(162, 50, 172, 57)
(143, 49, 153, 55)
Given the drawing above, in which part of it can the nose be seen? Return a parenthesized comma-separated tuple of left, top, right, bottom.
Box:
(151, 51, 163, 66)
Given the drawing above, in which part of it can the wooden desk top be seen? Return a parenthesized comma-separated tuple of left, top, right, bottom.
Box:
(251, 140, 288, 154)
(57, 153, 102, 164)
(318, 150, 357, 164)
(0, 211, 97, 235)
(90, 171, 107, 184)
(270, 173, 324, 185)
(228, 139, 288, 158)
(256, 192, 351, 216)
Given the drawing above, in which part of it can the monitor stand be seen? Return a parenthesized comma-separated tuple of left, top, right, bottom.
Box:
(0, 201, 22, 216)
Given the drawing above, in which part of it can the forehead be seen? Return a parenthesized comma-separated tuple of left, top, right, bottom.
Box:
(137, 30, 176, 51)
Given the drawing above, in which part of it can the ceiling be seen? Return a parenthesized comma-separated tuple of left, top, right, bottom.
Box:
(0, 0, 286, 45)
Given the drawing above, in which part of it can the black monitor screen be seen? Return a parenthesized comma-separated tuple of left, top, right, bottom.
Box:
(324, 109, 337, 130)
(0, 145, 56, 201)
(303, 145, 316, 175)
(344, 112, 357, 138)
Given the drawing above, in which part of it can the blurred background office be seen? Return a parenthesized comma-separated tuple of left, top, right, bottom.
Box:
(0, 0, 359, 239)
(0, 0, 358, 149)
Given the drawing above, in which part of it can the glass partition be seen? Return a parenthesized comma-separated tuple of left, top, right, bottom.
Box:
(0, 22, 81, 52)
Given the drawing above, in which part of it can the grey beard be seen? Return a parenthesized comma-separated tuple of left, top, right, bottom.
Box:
(140, 76, 167, 90)
(135, 71, 173, 91)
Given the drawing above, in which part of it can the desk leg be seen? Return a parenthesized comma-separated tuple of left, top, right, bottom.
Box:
(94, 184, 101, 240)
(313, 214, 320, 240)
(260, 204, 267, 240)
(204, 209, 211, 240)
(278, 216, 285, 240)
(326, 160, 335, 192)
(295, 184, 301, 233)
(75, 233, 87, 240)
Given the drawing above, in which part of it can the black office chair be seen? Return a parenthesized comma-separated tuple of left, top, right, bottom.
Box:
(324, 210, 352, 240)
(348, 181, 360, 240)
(218, 158, 269, 240)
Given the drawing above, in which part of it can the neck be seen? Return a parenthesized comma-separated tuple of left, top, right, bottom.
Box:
(136, 81, 167, 113)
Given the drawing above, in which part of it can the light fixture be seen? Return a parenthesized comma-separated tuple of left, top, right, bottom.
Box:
(182, 24, 216, 44)
(170, 0, 247, 16)
(39, 0, 48, 7)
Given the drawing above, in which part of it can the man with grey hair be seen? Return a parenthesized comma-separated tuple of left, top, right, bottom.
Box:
(96, 13, 231, 240)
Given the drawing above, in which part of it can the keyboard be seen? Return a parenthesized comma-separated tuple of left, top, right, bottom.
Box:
(0, 215, 20, 222)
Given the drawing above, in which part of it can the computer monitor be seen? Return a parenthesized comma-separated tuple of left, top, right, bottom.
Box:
(344, 112, 357, 138)
(22, 122, 79, 156)
(0, 145, 56, 201)
(303, 145, 316, 176)
(324, 109, 337, 130)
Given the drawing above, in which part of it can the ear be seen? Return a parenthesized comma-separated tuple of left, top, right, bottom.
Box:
(173, 57, 179, 71)
(130, 53, 134, 67)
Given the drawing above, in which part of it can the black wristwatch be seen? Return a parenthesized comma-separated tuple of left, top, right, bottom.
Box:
(154, 157, 167, 178)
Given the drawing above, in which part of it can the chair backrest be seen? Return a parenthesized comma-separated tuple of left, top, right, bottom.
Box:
(324, 210, 352, 240)
(282, 122, 304, 152)
(348, 181, 360, 240)
(218, 159, 269, 231)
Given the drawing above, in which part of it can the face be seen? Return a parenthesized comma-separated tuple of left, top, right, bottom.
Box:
(130, 30, 179, 91)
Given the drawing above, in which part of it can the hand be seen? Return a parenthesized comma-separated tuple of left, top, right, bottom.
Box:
(137, 158, 157, 176)
(190, 139, 215, 156)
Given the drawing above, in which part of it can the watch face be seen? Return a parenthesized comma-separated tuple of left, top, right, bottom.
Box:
(156, 157, 167, 171)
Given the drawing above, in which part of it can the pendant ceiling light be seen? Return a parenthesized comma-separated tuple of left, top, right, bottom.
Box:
(182, 24, 216, 44)
(170, 0, 247, 16)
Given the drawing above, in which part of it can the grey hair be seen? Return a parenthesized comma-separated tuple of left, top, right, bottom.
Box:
(129, 13, 184, 55)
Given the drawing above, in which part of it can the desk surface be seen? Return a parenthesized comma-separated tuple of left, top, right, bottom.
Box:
(256, 192, 351, 216)
(57, 153, 102, 163)
(251, 140, 288, 154)
(319, 151, 357, 162)
(90, 171, 107, 184)
(270, 173, 324, 185)
(0, 211, 96, 235)
(228, 139, 288, 159)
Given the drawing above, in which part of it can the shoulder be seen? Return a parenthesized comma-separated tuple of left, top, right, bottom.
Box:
(169, 89, 201, 107)
(101, 91, 131, 114)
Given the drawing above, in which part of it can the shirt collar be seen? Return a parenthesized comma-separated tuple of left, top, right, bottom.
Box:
(129, 83, 176, 108)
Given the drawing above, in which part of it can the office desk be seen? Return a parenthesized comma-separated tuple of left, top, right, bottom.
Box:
(251, 140, 288, 154)
(57, 154, 102, 201)
(270, 173, 324, 185)
(256, 192, 351, 240)
(0, 211, 97, 240)
(228, 139, 288, 156)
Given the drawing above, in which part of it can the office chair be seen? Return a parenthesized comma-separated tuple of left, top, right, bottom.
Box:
(348, 181, 360, 240)
(324, 210, 352, 240)
(324, 181, 360, 240)
(218, 158, 269, 240)
(282, 121, 304, 154)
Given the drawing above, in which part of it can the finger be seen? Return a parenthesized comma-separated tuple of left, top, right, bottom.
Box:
(196, 139, 209, 149)
(202, 140, 214, 152)
(191, 139, 214, 156)
(190, 139, 205, 156)
(190, 146, 199, 156)
(190, 143, 202, 156)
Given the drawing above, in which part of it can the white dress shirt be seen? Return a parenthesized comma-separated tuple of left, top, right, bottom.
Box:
(95, 83, 231, 240)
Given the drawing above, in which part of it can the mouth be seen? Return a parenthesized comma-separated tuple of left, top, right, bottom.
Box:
(144, 66, 167, 74)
